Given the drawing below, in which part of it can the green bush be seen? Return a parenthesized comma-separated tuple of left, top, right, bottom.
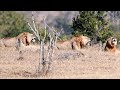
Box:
(0, 11, 29, 38)
(59, 34, 70, 41)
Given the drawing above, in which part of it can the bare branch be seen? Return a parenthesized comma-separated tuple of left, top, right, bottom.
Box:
(43, 17, 56, 35)
(31, 11, 40, 37)
(27, 21, 40, 41)
(43, 16, 47, 42)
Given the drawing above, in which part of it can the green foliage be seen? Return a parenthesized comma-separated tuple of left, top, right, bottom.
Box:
(99, 28, 113, 43)
(114, 32, 120, 44)
(59, 34, 69, 41)
(0, 11, 29, 38)
(72, 11, 114, 44)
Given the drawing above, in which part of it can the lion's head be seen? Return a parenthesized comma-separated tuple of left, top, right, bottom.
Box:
(23, 33, 36, 46)
(104, 37, 117, 53)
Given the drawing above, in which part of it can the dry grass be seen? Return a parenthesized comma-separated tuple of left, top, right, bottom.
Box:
(0, 45, 120, 79)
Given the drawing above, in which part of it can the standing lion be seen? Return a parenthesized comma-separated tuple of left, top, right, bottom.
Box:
(104, 37, 117, 53)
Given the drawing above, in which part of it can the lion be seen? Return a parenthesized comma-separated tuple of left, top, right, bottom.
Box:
(0, 32, 36, 50)
(56, 35, 91, 50)
(104, 37, 117, 53)
(71, 35, 91, 50)
(0, 37, 17, 47)
(16, 32, 36, 45)
(55, 40, 72, 50)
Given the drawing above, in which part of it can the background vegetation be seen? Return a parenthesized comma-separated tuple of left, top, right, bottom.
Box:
(71, 11, 113, 45)
(0, 11, 120, 44)
(0, 11, 30, 38)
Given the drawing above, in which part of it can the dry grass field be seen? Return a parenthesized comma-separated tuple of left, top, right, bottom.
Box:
(0, 45, 120, 79)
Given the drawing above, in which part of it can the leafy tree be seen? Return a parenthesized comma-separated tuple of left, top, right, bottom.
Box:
(0, 11, 29, 38)
(72, 11, 114, 45)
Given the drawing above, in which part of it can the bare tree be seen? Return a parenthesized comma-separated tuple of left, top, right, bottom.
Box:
(27, 11, 60, 76)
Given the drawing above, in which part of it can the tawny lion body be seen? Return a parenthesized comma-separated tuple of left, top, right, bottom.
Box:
(71, 35, 91, 49)
(56, 35, 91, 50)
(104, 37, 117, 53)
(0, 37, 17, 47)
(0, 32, 36, 50)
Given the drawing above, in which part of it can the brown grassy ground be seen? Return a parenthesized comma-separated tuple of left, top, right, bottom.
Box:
(0, 45, 120, 79)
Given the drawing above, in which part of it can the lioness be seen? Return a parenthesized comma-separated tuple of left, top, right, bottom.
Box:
(104, 37, 117, 53)
(0, 32, 36, 50)
(56, 35, 91, 50)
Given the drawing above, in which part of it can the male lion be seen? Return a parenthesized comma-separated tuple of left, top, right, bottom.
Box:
(71, 35, 91, 50)
(56, 35, 91, 50)
(104, 37, 117, 53)
(55, 40, 72, 50)
(0, 32, 36, 50)
(0, 37, 17, 47)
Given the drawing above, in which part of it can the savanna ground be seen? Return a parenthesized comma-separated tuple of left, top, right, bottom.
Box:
(0, 45, 120, 79)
